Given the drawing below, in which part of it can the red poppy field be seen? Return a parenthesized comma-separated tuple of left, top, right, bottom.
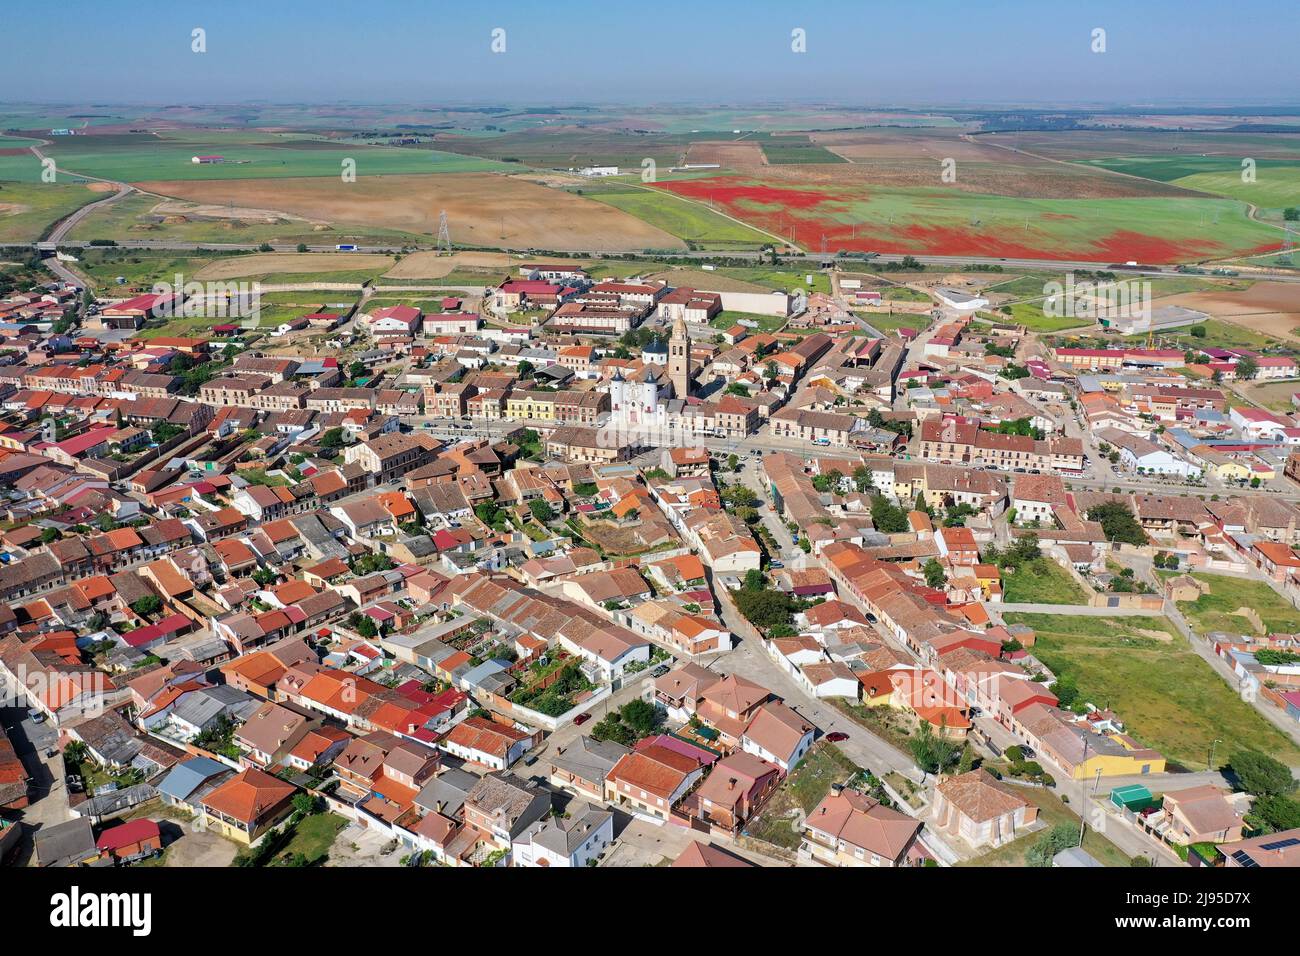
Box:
(651, 175, 1284, 263)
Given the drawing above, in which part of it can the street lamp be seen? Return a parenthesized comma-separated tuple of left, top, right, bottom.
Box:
(1208, 738, 1222, 772)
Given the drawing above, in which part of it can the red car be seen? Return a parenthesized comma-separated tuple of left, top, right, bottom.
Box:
(574, 713, 593, 726)
(825, 731, 849, 743)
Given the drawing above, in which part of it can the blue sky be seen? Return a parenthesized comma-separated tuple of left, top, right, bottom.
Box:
(2, 0, 1295, 106)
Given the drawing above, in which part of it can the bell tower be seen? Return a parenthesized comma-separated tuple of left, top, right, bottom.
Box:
(668, 316, 691, 399)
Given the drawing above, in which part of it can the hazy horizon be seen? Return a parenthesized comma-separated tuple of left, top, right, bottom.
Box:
(3, 0, 1295, 107)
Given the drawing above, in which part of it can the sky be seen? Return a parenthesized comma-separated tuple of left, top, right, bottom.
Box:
(2, 0, 1296, 107)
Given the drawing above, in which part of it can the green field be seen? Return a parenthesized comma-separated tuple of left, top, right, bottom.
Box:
(577, 181, 776, 249)
(30, 132, 507, 183)
(1084, 156, 1300, 213)
(710, 309, 789, 333)
(0, 181, 104, 242)
(1000, 300, 1095, 333)
(1001, 557, 1089, 604)
(1003, 612, 1300, 769)
(715, 266, 830, 293)
(1175, 572, 1300, 635)
(745, 133, 847, 165)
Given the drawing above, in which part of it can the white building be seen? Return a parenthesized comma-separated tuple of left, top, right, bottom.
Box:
(511, 804, 614, 867)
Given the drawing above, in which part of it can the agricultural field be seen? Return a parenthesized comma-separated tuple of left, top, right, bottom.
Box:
(38, 130, 508, 182)
(136, 173, 685, 252)
(0, 181, 106, 242)
(191, 253, 395, 281)
(575, 179, 777, 249)
(65, 191, 423, 248)
(1082, 156, 1300, 215)
(1002, 612, 1300, 769)
(743, 132, 846, 165)
(430, 128, 695, 170)
(649, 174, 1283, 262)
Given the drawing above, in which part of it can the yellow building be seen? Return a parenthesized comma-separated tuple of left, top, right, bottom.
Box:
(505, 390, 557, 421)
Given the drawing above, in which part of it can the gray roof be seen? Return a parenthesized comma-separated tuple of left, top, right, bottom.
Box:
(549, 736, 630, 785)
(529, 803, 612, 857)
(34, 816, 97, 867)
(173, 686, 259, 729)
(414, 767, 480, 817)
(1053, 846, 1104, 867)
(156, 756, 231, 802)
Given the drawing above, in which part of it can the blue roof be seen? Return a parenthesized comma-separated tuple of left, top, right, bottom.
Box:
(156, 756, 228, 801)
(462, 659, 510, 687)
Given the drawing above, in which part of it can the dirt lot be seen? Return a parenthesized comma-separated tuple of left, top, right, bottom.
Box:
(686, 141, 767, 167)
(382, 250, 518, 280)
(326, 821, 406, 867)
(138, 173, 685, 252)
(152, 197, 318, 223)
(640, 268, 769, 292)
(726, 148, 1193, 199)
(193, 252, 395, 280)
(1235, 378, 1300, 411)
(1162, 281, 1300, 341)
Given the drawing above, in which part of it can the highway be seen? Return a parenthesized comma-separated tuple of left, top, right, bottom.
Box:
(27, 236, 1300, 285)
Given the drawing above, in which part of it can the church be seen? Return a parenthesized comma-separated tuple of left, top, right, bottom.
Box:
(609, 316, 693, 430)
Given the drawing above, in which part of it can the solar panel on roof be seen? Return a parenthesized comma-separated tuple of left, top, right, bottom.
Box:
(1230, 850, 1259, 868)
(1259, 837, 1300, 851)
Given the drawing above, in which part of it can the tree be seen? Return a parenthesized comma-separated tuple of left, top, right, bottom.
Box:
(517, 360, 535, 378)
(727, 453, 740, 473)
(852, 466, 872, 493)
(619, 698, 662, 738)
(296, 242, 309, 253)
(909, 721, 960, 775)
(732, 588, 795, 631)
(1249, 794, 1300, 833)
(292, 792, 321, 817)
(1230, 750, 1297, 797)
(743, 568, 766, 591)
(870, 495, 909, 533)
(724, 382, 750, 397)
(1026, 823, 1080, 867)
(354, 616, 379, 638)
(1086, 502, 1147, 546)
(923, 558, 947, 589)
(1285, 207, 1299, 222)
(1053, 673, 1080, 709)
(319, 427, 345, 450)
(721, 485, 758, 509)
(1189, 323, 1208, 339)
(1235, 356, 1258, 381)
(528, 499, 554, 523)
(39, 526, 61, 544)
(130, 595, 162, 618)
